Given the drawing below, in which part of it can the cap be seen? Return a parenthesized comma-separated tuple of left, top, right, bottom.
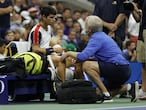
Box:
(28, 7, 38, 12)
(20, 11, 31, 20)
(65, 43, 77, 51)
(22, 19, 31, 26)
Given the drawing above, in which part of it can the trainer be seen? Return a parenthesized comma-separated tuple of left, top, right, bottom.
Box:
(61, 15, 138, 102)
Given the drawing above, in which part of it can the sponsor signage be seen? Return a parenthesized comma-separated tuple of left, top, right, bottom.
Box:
(0, 77, 8, 104)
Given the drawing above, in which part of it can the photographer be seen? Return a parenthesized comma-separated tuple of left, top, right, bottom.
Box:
(123, 40, 137, 62)
(123, 0, 142, 21)
(132, 0, 146, 100)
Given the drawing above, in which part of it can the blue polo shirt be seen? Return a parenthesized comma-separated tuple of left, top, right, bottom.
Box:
(93, 0, 128, 41)
(77, 32, 129, 65)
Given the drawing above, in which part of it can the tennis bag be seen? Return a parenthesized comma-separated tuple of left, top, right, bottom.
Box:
(57, 79, 97, 104)
(12, 52, 48, 75)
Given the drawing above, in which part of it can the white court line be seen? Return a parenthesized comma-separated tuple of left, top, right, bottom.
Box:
(77, 105, 146, 110)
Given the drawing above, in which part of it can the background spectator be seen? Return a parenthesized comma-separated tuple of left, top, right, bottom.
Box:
(127, 13, 140, 43)
(93, 0, 128, 49)
(123, 40, 137, 62)
(62, 8, 71, 23)
(4, 30, 15, 43)
(78, 10, 89, 34)
(64, 17, 73, 35)
(133, 0, 146, 100)
(0, 39, 7, 58)
(0, 0, 13, 39)
(28, 7, 39, 26)
(72, 10, 81, 22)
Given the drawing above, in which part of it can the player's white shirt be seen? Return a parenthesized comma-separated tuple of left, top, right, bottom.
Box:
(28, 24, 52, 49)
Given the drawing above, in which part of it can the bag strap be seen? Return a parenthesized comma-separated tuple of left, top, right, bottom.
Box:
(37, 53, 48, 73)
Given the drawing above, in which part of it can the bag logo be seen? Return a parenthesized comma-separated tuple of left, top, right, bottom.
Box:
(0, 80, 5, 94)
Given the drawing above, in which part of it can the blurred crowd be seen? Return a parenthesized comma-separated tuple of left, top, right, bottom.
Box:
(0, 0, 140, 61)
(0, 0, 90, 54)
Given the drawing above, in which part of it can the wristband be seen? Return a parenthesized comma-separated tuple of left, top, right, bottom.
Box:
(46, 48, 54, 55)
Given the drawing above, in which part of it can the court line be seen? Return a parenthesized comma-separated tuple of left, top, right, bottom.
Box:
(77, 105, 146, 110)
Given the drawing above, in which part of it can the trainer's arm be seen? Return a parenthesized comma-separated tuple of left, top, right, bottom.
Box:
(61, 51, 78, 63)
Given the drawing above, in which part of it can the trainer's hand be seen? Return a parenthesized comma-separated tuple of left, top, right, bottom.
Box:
(60, 53, 68, 63)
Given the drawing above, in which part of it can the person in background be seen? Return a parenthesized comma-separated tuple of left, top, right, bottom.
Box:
(0, 39, 7, 58)
(93, 0, 128, 49)
(123, 40, 137, 62)
(0, 0, 13, 39)
(55, 1, 64, 14)
(64, 28, 79, 51)
(10, 13, 23, 30)
(127, 0, 141, 44)
(4, 30, 15, 43)
(60, 15, 139, 103)
(22, 19, 33, 41)
(28, 7, 39, 26)
(127, 13, 140, 43)
(77, 33, 89, 52)
(62, 8, 71, 23)
(64, 17, 73, 35)
(72, 10, 81, 22)
(78, 10, 89, 34)
(73, 21, 82, 45)
(132, 0, 146, 100)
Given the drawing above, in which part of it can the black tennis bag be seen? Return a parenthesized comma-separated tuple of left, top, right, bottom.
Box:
(57, 79, 97, 104)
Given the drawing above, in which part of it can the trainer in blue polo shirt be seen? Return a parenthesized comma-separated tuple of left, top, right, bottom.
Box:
(77, 31, 128, 64)
(61, 15, 139, 103)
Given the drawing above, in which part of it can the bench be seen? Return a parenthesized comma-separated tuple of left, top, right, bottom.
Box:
(0, 73, 55, 104)
(0, 42, 57, 104)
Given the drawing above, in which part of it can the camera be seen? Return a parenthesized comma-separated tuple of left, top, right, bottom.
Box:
(123, 1, 134, 11)
(123, 0, 144, 10)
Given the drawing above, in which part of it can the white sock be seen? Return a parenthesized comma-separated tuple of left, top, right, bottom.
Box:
(139, 89, 143, 94)
(139, 89, 146, 95)
(103, 92, 110, 97)
(127, 84, 131, 91)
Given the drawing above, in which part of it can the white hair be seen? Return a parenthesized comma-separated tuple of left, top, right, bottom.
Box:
(86, 15, 103, 33)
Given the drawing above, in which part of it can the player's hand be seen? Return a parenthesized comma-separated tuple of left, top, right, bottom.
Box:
(53, 45, 63, 53)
